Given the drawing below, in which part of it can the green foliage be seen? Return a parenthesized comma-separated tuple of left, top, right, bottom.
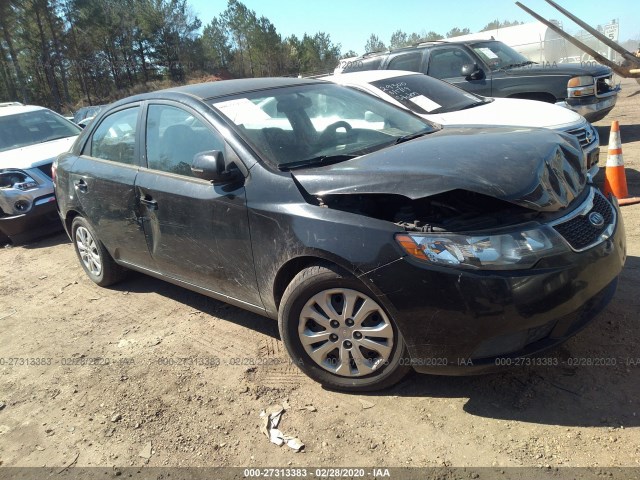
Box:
(364, 34, 385, 53)
(0, 0, 480, 110)
(446, 27, 471, 38)
(480, 19, 524, 31)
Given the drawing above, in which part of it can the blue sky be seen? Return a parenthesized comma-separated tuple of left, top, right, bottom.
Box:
(188, 0, 639, 55)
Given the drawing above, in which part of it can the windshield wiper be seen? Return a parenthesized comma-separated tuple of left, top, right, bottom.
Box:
(45, 135, 75, 142)
(279, 154, 357, 171)
(392, 130, 432, 145)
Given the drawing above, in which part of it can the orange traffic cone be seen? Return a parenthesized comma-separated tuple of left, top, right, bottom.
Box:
(602, 120, 640, 206)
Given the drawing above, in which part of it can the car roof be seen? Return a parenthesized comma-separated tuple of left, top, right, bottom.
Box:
(327, 70, 420, 84)
(0, 104, 48, 118)
(160, 77, 327, 100)
(105, 77, 329, 111)
(353, 39, 494, 60)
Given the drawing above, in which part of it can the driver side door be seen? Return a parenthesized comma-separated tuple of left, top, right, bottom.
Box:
(425, 46, 492, 96)
(135, 102, 262, 308)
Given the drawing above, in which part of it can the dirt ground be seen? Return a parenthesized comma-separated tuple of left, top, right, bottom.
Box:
(1, 78, 640, 475)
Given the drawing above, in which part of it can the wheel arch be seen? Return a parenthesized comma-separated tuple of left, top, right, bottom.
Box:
(272, 255, 358, 311)
(64, 209, 82, 237)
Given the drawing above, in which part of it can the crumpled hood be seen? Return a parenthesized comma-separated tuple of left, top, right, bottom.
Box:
(292, 126, 586, 212)
(0, 136, 77, 170)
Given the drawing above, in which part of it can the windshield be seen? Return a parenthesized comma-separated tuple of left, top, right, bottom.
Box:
(369, 74, 485, 114)
(0, 109, 81, 153)
(470, 41, 533, 71)
(210, 83, 435, 169)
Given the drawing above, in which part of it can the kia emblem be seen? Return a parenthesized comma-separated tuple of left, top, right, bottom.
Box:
(588, 211, 605, 228)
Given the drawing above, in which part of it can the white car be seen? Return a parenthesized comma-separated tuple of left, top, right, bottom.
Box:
(325, 70, 600, 177)
(0, 103, 81, 244)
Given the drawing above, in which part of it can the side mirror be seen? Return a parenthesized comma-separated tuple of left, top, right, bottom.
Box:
(461, 63, 484, 80)
(191, 150, 243, 185)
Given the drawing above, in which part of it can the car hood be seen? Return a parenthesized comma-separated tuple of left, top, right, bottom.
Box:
(292, 127, 585, 212)
(427, 98, 583, 130)
(505, 62, 611, 78)
(0, 136, 77, 170)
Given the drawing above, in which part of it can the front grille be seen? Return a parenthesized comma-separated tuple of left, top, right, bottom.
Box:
(553, 191, 614, 250)
(565, 126, 596, 148)
(596, 75, 614, 96)
(36, 162, 53, 178)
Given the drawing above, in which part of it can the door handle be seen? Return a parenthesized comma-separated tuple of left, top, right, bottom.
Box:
(73, 179, 87, 192)
(140, 195, 158, 210)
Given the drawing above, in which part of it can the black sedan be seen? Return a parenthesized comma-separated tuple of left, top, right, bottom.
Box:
(53, 77, 626, 391)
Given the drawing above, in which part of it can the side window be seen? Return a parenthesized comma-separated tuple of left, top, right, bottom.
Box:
(427, 47, 476, 79)
(387, 52, 423, 72)
(146, 105, 224, 177)
(91, 107, 139, 164)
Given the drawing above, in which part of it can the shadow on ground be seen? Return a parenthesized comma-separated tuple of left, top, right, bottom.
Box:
(11, 230, 69, 250)
(595, 123, 640, 144)
(111, 270, 280, 340)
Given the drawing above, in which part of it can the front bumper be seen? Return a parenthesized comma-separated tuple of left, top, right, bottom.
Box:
(0, 194, 62, 244)
(364, 197, 626, 375)
(560, 91, 618, 123)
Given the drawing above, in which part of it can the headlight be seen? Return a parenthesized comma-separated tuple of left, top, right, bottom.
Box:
(567, 76, 595, 97)
(0, 170, 38, 190)
(568, 76, 593, 87)
(395, 225, 568, 270)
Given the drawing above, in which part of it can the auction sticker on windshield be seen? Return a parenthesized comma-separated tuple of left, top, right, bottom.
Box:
(213, 98, 271, 124)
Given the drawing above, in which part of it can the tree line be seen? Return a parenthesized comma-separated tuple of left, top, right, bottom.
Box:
(363, 20, 523, 54)
(0, 0, 520, 113)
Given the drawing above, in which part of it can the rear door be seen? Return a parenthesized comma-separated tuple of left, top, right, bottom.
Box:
(70, 104, 153, 267)
(135, 102, 262, 307)
(425, 46, 492, 96)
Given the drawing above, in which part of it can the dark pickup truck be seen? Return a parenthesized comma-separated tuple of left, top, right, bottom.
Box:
(336, 39, 619, 122)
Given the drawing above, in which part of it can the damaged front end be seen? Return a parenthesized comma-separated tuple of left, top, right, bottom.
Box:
(290, 126, 622, 275)
(0, 167, 59, 244)
(288, 127, 624, 371)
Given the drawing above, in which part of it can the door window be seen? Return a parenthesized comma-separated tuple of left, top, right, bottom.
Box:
(91, 107, 139, 164)
(427, 47, 476, 79)
(388, 52, 423, 72)
(146, 105, 224, 177)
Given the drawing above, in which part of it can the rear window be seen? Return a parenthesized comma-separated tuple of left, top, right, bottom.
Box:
(370, 74, 484, 114)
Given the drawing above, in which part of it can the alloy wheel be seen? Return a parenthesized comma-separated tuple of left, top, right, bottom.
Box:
(75, 226, 102, 276)
(297, 288, 394, 377)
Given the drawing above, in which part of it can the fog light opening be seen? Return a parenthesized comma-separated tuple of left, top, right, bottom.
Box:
(14, 200, 30, 212)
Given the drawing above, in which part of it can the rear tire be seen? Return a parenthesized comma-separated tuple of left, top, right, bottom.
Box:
(71, 216, 126, 287)
(278, 264, 411, 391)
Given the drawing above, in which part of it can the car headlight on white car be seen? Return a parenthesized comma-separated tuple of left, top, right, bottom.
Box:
(567, 76, 595, 98)
(0, 170, 38, 191)
(396, 225, 568, 270)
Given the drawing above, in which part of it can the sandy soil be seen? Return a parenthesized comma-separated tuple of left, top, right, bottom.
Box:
(1, 78, 639, 475)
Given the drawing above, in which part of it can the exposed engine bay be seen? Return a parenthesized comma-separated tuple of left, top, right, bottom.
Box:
(318, 190, 551, 232)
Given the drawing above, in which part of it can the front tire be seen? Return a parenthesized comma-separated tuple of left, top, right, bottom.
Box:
(71, 216, 126, 287)
(278, 264, 411, 391)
